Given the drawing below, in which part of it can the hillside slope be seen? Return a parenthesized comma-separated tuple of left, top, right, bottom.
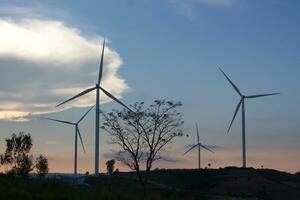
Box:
(144, 168, 300, 200)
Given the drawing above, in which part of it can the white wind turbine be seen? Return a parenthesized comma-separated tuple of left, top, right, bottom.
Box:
(183, 123, 214, 169)
(56, 40, 133, 175)
(44, 105, 94, 175)
(219, 67, 279, 168)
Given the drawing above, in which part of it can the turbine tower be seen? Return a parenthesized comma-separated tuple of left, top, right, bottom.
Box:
(219, 68, 279, 168)
(56, 40, 132, 175)
(45, 105, 94, 175)
(183, 123, 214, 169)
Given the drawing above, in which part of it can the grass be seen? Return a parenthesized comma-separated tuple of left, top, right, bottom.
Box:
(0, 174, 203, 200)
(1, 168, 300, 200)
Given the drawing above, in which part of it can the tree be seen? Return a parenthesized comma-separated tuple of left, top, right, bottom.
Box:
(101, 100, 184, 185)
(106, 159, 115, 175)
(35, 154, 49, 177)
(0, 132, 34, 176)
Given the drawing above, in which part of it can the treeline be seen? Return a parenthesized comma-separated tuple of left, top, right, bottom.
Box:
(0, 132, 49, 177)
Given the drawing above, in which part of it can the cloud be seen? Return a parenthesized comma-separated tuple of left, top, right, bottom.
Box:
(155, 155, 185, 163)
(0, 18, 102, 65)
(0, 17, 129, 121)
(45, 140, 61, 145)
(103, 151, 185, 164)
(191, 0, 236, 6)
(0, 3, 70, 21)
(168, 0, 238, 18)
(185, 144, 224, 149)
(170, 0, 237, 6)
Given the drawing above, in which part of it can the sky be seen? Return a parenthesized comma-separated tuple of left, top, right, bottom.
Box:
(0, 0, 299, 173)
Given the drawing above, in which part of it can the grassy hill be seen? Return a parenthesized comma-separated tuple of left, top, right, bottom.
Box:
(144, 167, 300, 199)
(0, 168, 300, 199)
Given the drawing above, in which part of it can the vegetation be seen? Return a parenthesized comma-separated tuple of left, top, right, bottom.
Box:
(0, 174, 200, 200)
(0, 132, 34, 176)
(0, 132, 49, 176)
(101, 100, 184, 185)
(0, 168, 299, 199)
(35, 155, 49, 177)
(106, 159, 115, 175)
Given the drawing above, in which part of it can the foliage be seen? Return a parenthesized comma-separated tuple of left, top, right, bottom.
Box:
(0, 168, 299, 200)
(101, 100, 184, 184)
(0, 132, 34, 176)
(35, 154, 49, 176)
(106, 159, 115, 175)
(0, 174, 201, 200)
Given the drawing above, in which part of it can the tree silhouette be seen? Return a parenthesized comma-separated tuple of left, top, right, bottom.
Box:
(35, 154, 49, 177)
(106, 159, 115, 175)
(0, 132, 34, 176)
(101, 99, 184, 185)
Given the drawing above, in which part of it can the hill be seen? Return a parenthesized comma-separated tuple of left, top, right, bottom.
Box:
(142, 167, 300, 199)
(0, 168, 300, 199)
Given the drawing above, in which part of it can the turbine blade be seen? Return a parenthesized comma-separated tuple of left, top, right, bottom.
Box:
(98, 39, 105, 85)
(183, 144, 198, 155)
(227, 99, 242, 133)
(219, 68, 242, 96)
(56, 86, 96, 107)
(196, 123, 200, 143)
(77, 105, 95, 124)
(246, 93, 280, 99)
(43, 117, 75, 125)
(99, 86, 133, 112)
(77, 127, 86, 153)
(201, 144, 214, 153)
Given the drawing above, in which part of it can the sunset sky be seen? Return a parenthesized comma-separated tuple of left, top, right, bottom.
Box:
(0, 0, 299, 173)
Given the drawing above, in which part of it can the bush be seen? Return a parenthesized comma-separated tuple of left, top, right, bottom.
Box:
(35, 154, 49, 177)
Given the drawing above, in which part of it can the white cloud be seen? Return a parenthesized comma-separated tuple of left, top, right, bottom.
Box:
(191, 0, 236, 6)
(170, 0, 237, 6)
(0, 18, 99, 65)
(168, 0, 238, 18)
(0, 17, 129, 121)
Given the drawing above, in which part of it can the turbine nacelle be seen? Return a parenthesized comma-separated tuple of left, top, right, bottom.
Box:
(219, 68, 280, 134)
(219, 67, 279, 168)
(43, 105, 94, 154)
(183, 123, 214, 169)
(55, 39, 132, 175)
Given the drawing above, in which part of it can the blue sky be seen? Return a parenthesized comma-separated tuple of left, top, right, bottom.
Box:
(0, 0, 299, 173)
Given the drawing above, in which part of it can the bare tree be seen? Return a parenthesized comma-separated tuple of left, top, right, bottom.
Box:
(101, 100, 184, 184)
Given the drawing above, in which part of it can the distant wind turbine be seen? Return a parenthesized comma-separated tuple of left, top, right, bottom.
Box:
(183, 123, 214, 169)
(56, 40, 133, 175)
(219, 67, 279, 168)
(44, 105, 94, 175)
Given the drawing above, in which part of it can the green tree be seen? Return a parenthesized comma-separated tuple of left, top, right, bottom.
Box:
(106, 159, 115, 175)
(0, 132, 34, 176)
(35, 154, 49, 177)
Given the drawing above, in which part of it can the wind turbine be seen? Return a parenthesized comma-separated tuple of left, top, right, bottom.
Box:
(219, 68, 279, 168)
(56, 40, 133, 175)
(183, 123, 214, 169)
(44, 105, 94, 175)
